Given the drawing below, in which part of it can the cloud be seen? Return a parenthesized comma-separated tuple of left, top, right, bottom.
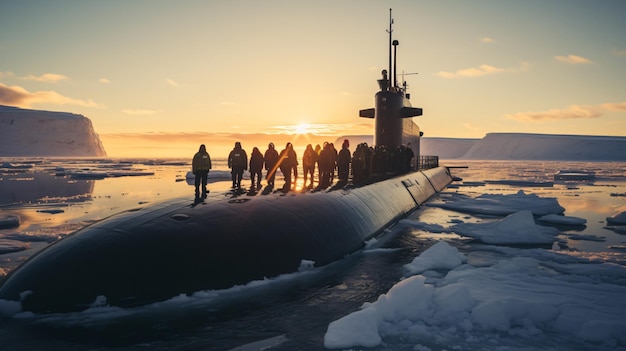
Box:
(505, 101, 626, 122)
(554, 55, 592, 64)
(0, 71, 15, 78)
(480, 37, 495, 43)
(166, 78, 179, 87)
(601, 102, 626, 111)
(122, 109, 163, 115)
(435, 64, 505, 78)
(0, 82, 103, 108)
(22, 73, 69, 83)
(505, 105, 600, 122)
(99, 78, 111, 84)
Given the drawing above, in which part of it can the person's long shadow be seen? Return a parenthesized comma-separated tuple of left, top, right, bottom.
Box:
(261, 184, 274, 195)
(191, 192, 208, 207)
(327, 180, 348, 192)
(246, 186, 258, 196)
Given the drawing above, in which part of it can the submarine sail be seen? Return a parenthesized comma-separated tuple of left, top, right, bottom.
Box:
(360, 8, 423, 167)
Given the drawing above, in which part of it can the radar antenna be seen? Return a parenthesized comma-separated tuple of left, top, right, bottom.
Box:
(387, 8, 393, 91)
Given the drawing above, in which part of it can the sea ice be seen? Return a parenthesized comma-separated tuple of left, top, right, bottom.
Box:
(0, 215, 20, 230)
(607, 211, 626, 225)
(324, 242, 626, 350)
(429, 190, 565, 216)
(538, 213, 587, 225)
(0, 239, 29, 254)
(449, 210, 559, 245)
(605, 226, 626, 234)
(404, 241, 467, 275)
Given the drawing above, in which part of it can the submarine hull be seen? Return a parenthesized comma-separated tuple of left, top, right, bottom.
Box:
(0, 167, 452, 313)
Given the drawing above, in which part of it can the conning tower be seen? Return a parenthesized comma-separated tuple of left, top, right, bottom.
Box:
(359, 9, 423, 159)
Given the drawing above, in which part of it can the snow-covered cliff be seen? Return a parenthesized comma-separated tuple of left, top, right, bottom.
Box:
(0, 105, 106, 157)
(461, 133, 626, 161)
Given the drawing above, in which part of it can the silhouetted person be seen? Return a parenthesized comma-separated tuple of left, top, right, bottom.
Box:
(291, 146, 299, 186)
(278, 142, 296, 192)
(228, 141, 247, 189)
(318, 142, 333, 188)
(372, 145, 388, 174)
(192, 144, 212, 199)
(405, 143, 415, 172)
(329, 142, 337, 183)
(314, 144, 322, 185)
(249, 147, 264, 188)
(302, 144, 317, 188)
(352, 143, 370, 183)
(337, 139, 351, 181)
(264, 142, 279, 187)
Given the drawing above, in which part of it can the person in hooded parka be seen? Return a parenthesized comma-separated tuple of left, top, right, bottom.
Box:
(192, 144, 212, 198)
(228, 141, 248, 189)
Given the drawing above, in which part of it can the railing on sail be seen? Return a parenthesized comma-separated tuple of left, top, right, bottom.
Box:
(419, 156, 439, 170)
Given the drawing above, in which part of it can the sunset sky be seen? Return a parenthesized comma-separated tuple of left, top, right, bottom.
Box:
(1, 0, 625, 157)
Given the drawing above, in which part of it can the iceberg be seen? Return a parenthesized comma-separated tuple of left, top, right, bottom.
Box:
(450, 210, 559, 245)
(0, 105, 106, 157)
(461, 133, 626, 161)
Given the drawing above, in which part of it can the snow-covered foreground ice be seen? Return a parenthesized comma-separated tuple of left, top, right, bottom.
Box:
(324, 183, 626, 350)
(325, 241, 626, 350)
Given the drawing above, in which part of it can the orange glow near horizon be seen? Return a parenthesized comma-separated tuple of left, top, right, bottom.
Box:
(99, 123, 371, 159)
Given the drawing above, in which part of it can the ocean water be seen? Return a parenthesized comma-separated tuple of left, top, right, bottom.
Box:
(0, 159, 625, 350)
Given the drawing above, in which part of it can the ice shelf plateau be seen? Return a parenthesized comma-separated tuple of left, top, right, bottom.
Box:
(0, 105, 106, 157)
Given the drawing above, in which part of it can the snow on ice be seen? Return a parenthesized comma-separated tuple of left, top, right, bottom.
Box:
(607, 211, 626, 226)
(0, 215, 20, 230)
(0, 239, 29, 255)
(429, 190, 565, 216)
(324, 190, 626, 350)
(539, 214, 587, 226)
(450, 210, 559, 245)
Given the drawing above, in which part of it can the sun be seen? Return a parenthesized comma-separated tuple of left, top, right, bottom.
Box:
(294, 123, 311, 134)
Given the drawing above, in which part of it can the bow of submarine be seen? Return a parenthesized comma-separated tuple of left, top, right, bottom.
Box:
(0, 167, 452, 313)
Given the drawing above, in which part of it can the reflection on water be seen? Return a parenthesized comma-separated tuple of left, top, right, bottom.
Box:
(0, 171, 94, 205)
(0, 159, 201, 272)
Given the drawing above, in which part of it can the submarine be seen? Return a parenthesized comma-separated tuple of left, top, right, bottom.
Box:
(0, 10, 454, 313)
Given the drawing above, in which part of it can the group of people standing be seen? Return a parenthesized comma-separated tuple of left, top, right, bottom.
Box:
(228, 141, 342, 192)
(191, 140, 355, 197)
(192, 140, 417, 198)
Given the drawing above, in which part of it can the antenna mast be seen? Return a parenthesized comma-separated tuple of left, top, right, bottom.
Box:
(387, 8, 393, 91)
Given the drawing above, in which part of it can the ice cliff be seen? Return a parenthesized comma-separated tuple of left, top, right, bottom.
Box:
(461, 133, 626, 161)
(0, 105, 106, 157)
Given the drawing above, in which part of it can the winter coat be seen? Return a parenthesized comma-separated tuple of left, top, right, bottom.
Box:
(249, 149, 264, 172)
(264, 148, 279, 170)
(228, 147, 248, 169)
(192, 151, 212, 173)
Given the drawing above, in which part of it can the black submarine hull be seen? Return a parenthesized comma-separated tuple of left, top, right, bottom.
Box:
(0, 167, 452, 313)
